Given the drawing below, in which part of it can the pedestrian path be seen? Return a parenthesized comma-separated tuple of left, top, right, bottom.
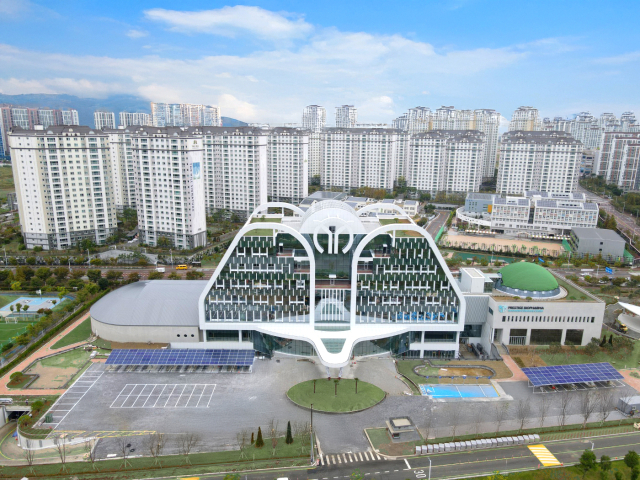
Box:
(528, 444, 562, 467)
(496, 355, 527, 382)
(319, 449, 385, 466)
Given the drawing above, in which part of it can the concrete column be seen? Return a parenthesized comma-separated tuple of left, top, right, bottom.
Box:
(525, 329, 532, 345)
(560, 329, 567, 345)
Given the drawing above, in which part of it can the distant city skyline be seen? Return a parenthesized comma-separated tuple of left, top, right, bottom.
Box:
(1, 1, 639, 124)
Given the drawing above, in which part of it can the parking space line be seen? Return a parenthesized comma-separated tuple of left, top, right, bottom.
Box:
(153, 385, 167, 407)
(173, 385, 187, 407)
(162, 385, 178, 407)
(206, 384, 216, 407)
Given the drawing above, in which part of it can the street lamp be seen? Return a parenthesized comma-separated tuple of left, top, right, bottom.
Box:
(310, 403, 314, 464)
(591, 441, 595, 451)
(428, 456, 432, 480)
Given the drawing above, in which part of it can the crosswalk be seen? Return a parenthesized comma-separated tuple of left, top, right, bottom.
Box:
(319, 449, 385, 466)
(528, 444, 562, 467)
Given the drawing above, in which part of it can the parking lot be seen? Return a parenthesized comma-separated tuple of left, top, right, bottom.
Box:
(110, 384, 216, 408)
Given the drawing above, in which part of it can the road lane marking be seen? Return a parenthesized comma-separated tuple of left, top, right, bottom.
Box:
(528, 444, 562, 467)
(404, 459, 411, 470)
(358, 452, 363, 461)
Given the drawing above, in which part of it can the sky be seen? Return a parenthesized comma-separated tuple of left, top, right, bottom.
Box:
(1, 0, 639, 125)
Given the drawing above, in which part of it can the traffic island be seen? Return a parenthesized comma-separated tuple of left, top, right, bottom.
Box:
(286, 378, 385, 413)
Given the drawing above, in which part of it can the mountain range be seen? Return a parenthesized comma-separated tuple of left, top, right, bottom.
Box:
(0, 93, 247, 128)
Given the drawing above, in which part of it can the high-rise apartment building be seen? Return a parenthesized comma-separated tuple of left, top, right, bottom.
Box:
(302, 105, 326, 132)
(267, 128, 309, 204)
(150, 103, 221, 127)
(509, 106, 542, 131)
(0, 106, 79, 156)
(61, 109, 80, 126)
(497, 131, 582, 194)
(202, 127, 268, 218)
(93, 111, 116, 130)
(335, 105, 357, 128)
(320, 128, 397, 191)
(392, 107, 432, 134)
(302, 105, 326, 179)
(104, 127, 137, 212)
(594, 132, 640, 191)
(119, 112, 150, 127)
(9, 125, 118, 250)
(131, 127, 206, 249)
(406, 130, 485, 194)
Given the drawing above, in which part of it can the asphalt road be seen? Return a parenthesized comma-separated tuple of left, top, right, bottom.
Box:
(199, 432, 640, 480)
(578, 185, 640, 240)
(426, 211, 449, 238)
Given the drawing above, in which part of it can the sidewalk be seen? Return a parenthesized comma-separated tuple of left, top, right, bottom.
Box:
(0, 310, 91, 396)
(496, 355, 528, 382)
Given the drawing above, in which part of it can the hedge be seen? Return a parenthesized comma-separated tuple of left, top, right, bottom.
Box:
(0, 290, 108, 379)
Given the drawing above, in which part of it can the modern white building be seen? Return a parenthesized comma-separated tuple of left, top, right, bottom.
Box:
(508, 106, 542, 131)
(497, 131, 582, 194)
(320, 128, 398, 192)
(119, 112, 150, 127)
(302, 106, 326, 179)
(89, 202, 604, 367)
(9, 125, 118, 249)
(131, 126, 207, 249)
(594, 132, 640, 191)
(104, 127, 137, 212)
(392, 107, 431, 134)
(458, 191, 599, 236)
(335, 105, 357, 128)
(406, 130, 485, 194)
(93, 111, 116, 130)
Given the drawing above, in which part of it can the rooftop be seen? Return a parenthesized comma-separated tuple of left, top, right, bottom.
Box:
(571, 227, 624, 242)
(91, 280, 207, 327)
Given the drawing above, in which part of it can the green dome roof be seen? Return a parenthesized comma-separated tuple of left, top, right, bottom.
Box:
(498, 262, 559, 292)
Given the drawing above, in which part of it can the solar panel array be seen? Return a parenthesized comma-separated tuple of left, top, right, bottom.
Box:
(105, 349, 255, 367)
(522, 362, 623, 387)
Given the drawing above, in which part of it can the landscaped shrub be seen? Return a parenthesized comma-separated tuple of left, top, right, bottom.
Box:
(513, 357, 525, 368)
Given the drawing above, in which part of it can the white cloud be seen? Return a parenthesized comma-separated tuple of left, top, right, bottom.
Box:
(0, 0, 31, 18)
(0, 76, 124, 97)
(595, 51, 640, 65)
(144, 6, 313, 41)
(126, 29, 148, 39)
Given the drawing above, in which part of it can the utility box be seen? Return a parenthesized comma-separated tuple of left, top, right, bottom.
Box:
(618, 396, 640, 415)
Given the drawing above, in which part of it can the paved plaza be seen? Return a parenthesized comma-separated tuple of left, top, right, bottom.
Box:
(50, 355, 633, 458)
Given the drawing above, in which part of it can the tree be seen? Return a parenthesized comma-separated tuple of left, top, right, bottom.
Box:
(54, 266, 69, 281)
(22, 438, 36, 474)
(625, 451, 640, 469)
(127, 272, 140, 283)
(97, 278, 110, 290)
(580, 449, 597, 471)
(236, 429, 249, 459)
(596, 389, 615, 425)
(255, 426, 264, 448)
(447, 403, 462, 441)
(494, 402, 511, 436)
(54, 436, 68, 472)
(146, 432, 166, 466)
(168, 272, 181, 280)
(557, 390, 574, 429)
(10, 281, 20, 291)
(157, 236, 171, 248)
(424, 409, 434, 444)
(516, 399, 531, 432)
(538, 394, 551, 428)
(149, 271, 164, 280)
(176, 433, 200, 464)
(355, 377, 359, 394)
(84, 439, 99, 470)
(580, 390, 598, 428)
(106, 270, 123, 282)
(616, 472, 625, 480)
(267, 418, 279, 456)
(286, 420, 293, 444)
(87, 269, 102, 282)
(600, 455, 612, 473)
(117, 436, 132, 469)
(633, 466, 640, 480)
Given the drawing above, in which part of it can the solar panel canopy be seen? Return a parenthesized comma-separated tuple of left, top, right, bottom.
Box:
(522, 362, 623, 387)
(105, 349, 255, 367)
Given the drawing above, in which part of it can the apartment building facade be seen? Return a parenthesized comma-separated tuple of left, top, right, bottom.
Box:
(406, 130, 485, 194)
(335, 105, 357, 128)
(266, 128, 309, 204)
(320, 128, 397, 192)
(119, 112, 150, 127)
(131, 127, 206, 249)
(497, 131, 582, 194)
(93, 111, 116, 130)
(594, 132, 640, 191)
(150, 103, 221, 127)
(508, 106, 542, 131)
(9, 126, 118, 249)
(302, 105, 326, 179)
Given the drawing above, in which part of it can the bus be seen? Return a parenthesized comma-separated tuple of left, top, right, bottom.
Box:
(176, 265, 188, 270)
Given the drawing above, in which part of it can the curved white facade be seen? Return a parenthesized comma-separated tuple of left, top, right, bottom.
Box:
(199, 201, 465, 368)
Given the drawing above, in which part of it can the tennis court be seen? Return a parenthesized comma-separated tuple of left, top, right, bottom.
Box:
(0, 296, 66, 314)
(419, 384, 499, 398)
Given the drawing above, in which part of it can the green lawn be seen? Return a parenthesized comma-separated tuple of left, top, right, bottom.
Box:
(555, 276, 592, 301)
(287, 378, 385, 412)
(6, 373, 37, 389)
(251, 217, 282, 223)
(244, 228, 274, 236)
(379, 218, 410, 225)
(4, 435, 310, 479)
(0, 319, 35, 345)
(0, 294, 20, 309)
(0, 166, 15, 199)
(51, 317, 92, 349)
(39, 348, 91, 368)
(395, 359, 426, 393)
(367, 427, 423, 456)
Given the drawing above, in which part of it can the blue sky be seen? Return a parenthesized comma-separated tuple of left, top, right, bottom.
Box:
(1, 0, 639, 124)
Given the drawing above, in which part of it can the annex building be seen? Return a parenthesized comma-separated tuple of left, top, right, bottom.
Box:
(91, 201, 605, 369)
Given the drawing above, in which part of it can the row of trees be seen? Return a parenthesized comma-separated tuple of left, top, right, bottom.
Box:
(425, 388, 620, 442)
(238, 420, 311, 457)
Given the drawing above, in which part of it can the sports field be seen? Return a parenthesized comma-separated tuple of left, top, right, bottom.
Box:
(0, 318, 36, 346)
